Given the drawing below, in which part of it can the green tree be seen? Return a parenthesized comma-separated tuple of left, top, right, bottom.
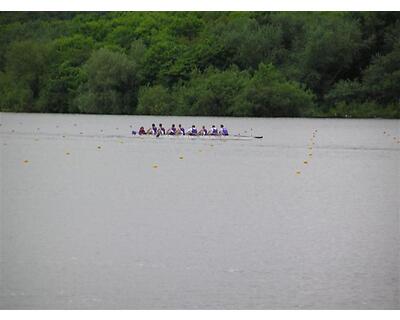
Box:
(362, 41, 400, 104)
(234, 63, 315, 117)
(136, 85, 175, 115)
(75, 48, 139, 114)
(209, 15, 284, 70)
(175, 67, 251, 116)
(37, 63, 85, 113)
(1, 40, 52, 111)
(298, 14, 363, 96)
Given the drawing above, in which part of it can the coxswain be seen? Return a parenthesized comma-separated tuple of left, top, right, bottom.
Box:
(138, 126, 146, 135)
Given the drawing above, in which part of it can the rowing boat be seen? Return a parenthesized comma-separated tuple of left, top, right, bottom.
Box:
(132, 132, 263, 140)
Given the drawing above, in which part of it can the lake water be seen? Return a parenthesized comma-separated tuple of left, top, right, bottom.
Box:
(0, 112, 399, 309)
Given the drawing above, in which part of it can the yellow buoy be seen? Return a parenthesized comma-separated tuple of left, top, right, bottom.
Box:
(97, 146, 101, 149)
(23, 160, 29, 164)
(65, 152, 70, 155)
(152, 164, 158, 169)
(296, 171, 301, 175)
(179, 156, 184, 160)
(308, 153, 313, 157)
(303, 161, 308, 164)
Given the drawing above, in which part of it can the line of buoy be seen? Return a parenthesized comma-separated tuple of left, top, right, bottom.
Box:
(296, 129, 318, 175)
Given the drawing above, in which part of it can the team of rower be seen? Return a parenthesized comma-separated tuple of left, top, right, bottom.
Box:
(135, 124, 229, 136)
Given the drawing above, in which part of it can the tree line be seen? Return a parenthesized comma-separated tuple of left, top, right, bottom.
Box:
(0, 12, 399, 118)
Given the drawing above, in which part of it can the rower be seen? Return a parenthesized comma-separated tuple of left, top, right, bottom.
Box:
(199, 125, 208, 136)
(219, 124, 229, 136)
(178, 124, 185, 135)
(147, 123, 157, 135)
(187, 125, 198, 136)
(167, 124, 177, 135)
(138, 126, 146, 135)
(158, 123, 166, 135)
(209, 125, 218, 135)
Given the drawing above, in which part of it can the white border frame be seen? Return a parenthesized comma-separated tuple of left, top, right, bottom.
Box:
(0, 0, 400, 11)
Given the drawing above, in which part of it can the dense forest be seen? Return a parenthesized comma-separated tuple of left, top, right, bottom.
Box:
(0, 12, 399, 118)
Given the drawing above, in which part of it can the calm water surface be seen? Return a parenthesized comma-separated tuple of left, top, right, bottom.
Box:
(0, 113, 399, 309)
